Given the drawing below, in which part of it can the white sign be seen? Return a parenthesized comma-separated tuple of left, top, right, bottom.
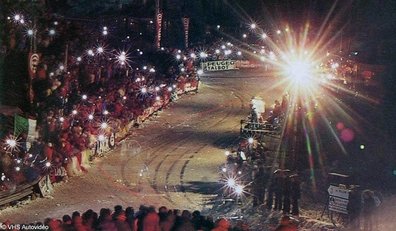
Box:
(329, 195, 349, 214)
(328, 185, 350, 214)
(201, 60, 237, 71)
(328, 185, 350, 199)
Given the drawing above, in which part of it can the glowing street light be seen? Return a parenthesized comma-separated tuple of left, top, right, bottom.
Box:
(82, 94, 88, 100)
(248, 137, 254, 144)
(141, 87, 147, 93)
(242, 34, 247, 38)
(88, 114, 94, 120)
(262, 33, 268, 39)
(72, 110, 78, 115)
(76, 57, 82, 62)
(276, 30, 282, 35)
(197, 69, 203, 75)
(176, 54, 181, 60)
(98, 134, 106, 141)
(250, 23, 257, 29)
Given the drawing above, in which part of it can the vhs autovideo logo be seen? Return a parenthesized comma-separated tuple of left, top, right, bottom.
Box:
(0, 223, 49, 230)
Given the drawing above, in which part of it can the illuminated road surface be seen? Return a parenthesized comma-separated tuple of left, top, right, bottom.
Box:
(0, 70, 286, 223)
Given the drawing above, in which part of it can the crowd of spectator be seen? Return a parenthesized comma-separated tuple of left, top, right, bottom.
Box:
(1, 203, 301, 231)
(1, 10, 199, 190)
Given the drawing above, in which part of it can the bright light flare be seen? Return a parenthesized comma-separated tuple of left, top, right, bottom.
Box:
(98, 134, 106, 141)
(5, 135, 20, 153)
(115, 51, 130, 66)
(27, 29, 34, 36)
(97, 47, 104, 54)
(234, 184, 244, 196)
(227, 178, 236, 188)
(49, 29, 56, 36)
(199, 52, 208, 59)
(283, 59, 315, 88)
(6, 138, 17, 148)
(87, 49, 94, 56)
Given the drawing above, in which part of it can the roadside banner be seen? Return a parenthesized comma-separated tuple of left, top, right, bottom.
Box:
(182, 17, 190, 48)
(155, 12, 163, 49)
(201, 60, 237, 71)
(235, 60, 264, 69)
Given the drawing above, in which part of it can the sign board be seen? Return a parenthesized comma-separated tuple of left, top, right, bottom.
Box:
(328, 185, 349, 199)
(329, 195, 349, 214)
(328, 185, 350, 214)
(235, 60, 263, 69)
(201, 60, 237, 71)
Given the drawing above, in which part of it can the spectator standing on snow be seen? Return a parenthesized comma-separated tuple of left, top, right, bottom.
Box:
(289, 174, 301, 216)
(361, 189, 376, 231)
